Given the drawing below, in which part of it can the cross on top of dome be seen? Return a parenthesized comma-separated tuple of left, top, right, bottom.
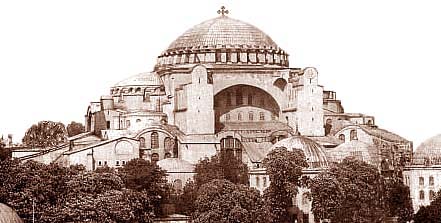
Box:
(217, 6, 229, 16)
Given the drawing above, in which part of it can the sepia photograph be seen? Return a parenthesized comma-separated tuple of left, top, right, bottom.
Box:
(1, 0, 441, 222)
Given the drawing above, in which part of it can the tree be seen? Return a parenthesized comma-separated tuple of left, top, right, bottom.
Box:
(0, 140, 11, 161)
(383, 176, 413, 223)
(414, 190, 441, 223)
(0, 159, 156, 223)
(310, 157, 384, 223)
(262, 148, 308, 223)
(118, 158, 168, 216)
(66, 121, 85, 137)
(194, 153, 249, 187)
(22, 120, 67, 147)
(174, 153, 249, 216)
(192, 179, 269, 223)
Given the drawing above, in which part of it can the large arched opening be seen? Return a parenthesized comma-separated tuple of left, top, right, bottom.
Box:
(214, 84, 281, 133)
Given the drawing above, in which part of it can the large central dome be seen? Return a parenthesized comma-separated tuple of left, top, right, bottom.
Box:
(166, 16, 280, 52)
(156, 14, 289, 68)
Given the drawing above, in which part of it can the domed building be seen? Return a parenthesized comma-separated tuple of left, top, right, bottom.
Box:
(404, 134, 441, 213)
(0, 203, 22, 223)
(15, 7, 413, 223)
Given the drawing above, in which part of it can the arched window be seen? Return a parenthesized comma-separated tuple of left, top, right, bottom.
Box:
(220, 136, 242, 161)
(419, 177, 425, 186)
(151, 132, 159, 149)
(126, 120, 131, 128)
(259, 112, 265, 121)
(350, 130, 357, 141)
(139, 137, 145, 148)
(339, 134, 345, 142)
(249, 112, 254, 121)
(238, 112, 242, 121)
(430, 190, 436, 200)
(236, 90, 243, 105)
(151, 153, 159, 162)
(173, 179, 183, 192)
(263, 176, 267, 188)
(420, 190, 425, 200)
(136, 119, 141, 123)
(164, 137, 174, 154)
(430, 176, 434, 186)
(256, 176, 260, 188)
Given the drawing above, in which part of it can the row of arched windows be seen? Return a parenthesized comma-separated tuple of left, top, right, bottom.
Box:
(225, 92, 265, 107)
(139, 132, 160, 149)
(225, 112, 267, 122)
(419, 176, 435, 186)
(338, 130, 358, 142)
(420, 190, 436, 201)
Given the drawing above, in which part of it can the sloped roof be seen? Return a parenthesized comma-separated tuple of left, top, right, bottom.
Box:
(360, 125, 410, 143)
(157, 158, 195, 173)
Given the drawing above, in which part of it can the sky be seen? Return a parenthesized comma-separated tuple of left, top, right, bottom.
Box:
(0, 0, 440, 148)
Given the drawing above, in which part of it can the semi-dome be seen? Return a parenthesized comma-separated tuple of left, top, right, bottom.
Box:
(413, 134, 441, 165)
(271, 135, 328, 168)
(0, 203, 23, 223)
(113, 72, 163, 88)
(326, 140, 379, 166)
(156, 15, 289, 68)
(110, 72, 163, 96)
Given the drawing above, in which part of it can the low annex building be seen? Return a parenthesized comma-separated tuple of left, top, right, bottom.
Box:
(16, 7, 412, 222)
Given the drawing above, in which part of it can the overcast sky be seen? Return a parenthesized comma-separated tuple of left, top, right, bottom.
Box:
(1, 0, 440, 148)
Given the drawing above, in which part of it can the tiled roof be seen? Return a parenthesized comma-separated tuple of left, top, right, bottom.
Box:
(325, 140, 380, 166)
(360, 126, 410, 143)
(165, 16, 281, 53)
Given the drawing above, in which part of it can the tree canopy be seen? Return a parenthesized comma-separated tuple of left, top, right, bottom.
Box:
(192, 179, 269, 223)
(193, 153, 249, 187)
(22, 120, 67, 147)
(66, 121, 85, 137)
(414, 190, 441, 223)
(0, 158, 164, 222)
(262, 147, 308, 223)
(174, 153, 249, 216)
(309, 157, 413, 223)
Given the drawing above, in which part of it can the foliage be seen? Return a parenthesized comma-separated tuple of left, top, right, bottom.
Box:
(192, 179, 270, 223)
(118, 158, 168, 216)
(0, 159, 158, 222)
(0, 140, 11, 161)
(174, 153, 249, 216)
(262, 148, 308, 223)
(310, 157, 385, 223)
(383, 176, 414, 223)
(173, 180, 198, 216)
(414, 190, 441, 223)
(194, 153, 249, 187)
(66, 121, 85, 137)
(22, 120, 67, 147)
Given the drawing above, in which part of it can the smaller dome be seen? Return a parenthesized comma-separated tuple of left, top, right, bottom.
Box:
(413, 134, 441, 165)
(0, 203, 23, 223)
(271, 135, 328, 168)
(113, 72, 163, 88)
(157, 158, 195, 173)
(326, 140, 379, 166)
